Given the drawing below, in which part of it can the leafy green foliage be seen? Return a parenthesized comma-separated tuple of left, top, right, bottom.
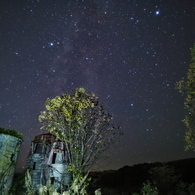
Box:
(38, 183, 56, 195)
(175, 182, 195, 195)
(94, 188, 101, 195)
(133, 164, 183, 195)
(140, 180, 158, 195)
(0, 127, 23, 140)
(25, 169, 35, 195)
(176, 43, 195, 151)
(39, 88, 116, 191)
(69, 172, 89, 195)
(149, 164, 180, 194)
(132, 181, 158, 195)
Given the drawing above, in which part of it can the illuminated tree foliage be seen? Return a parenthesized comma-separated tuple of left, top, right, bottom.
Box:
(39, 88, 115, 175)
(176, 43, 195, 151)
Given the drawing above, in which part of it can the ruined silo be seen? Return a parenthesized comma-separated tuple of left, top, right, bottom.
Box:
(27, 133, 71, 193)
(0, 130, 23, 195)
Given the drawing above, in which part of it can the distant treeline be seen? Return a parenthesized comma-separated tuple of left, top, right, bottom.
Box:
(88, 158, 195, 195)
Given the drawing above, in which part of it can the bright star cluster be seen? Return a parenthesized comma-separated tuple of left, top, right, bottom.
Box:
(0, 0, 195, 172)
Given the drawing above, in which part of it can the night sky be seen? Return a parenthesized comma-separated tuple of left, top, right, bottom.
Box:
(0, 0, 195, 172)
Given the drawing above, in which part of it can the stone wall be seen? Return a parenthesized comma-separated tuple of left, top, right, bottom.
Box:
(0, 133, 22, 195)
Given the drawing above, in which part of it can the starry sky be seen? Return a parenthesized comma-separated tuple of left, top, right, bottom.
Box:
(0, 0, 195, 172)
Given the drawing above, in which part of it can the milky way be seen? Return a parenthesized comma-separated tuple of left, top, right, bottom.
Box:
(0, 0, 195, 172)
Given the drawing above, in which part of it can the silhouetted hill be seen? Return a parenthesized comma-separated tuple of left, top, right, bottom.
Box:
(88, 158, 195, 194)
(166, 158, 195, 183)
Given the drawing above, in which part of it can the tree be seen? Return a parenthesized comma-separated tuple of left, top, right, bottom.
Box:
(132, 181, 158, 195)
(149, 164, 180, 195)
(39, 88, 116, 178)
(176, 43, 195, 151)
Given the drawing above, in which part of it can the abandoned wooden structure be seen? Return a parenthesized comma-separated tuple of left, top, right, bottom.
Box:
(27, 133, 71, 193)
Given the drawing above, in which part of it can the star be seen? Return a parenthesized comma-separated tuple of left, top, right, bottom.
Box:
(155, 11, 160, 15)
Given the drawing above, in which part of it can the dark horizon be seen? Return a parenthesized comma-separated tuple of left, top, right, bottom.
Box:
(15, 156, 195, 174)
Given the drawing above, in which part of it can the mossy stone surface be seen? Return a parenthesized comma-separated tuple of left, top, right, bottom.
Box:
(0, 134, 22, 195)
